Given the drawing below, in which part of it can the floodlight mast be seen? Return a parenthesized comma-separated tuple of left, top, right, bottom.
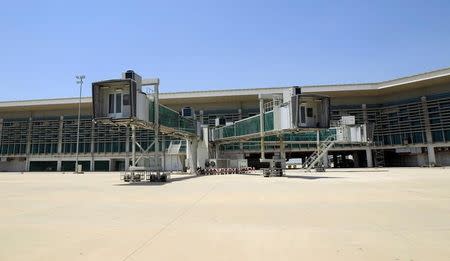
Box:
(75, 75, 85, 174)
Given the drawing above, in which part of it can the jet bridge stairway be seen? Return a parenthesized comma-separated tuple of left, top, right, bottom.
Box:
(302, 135, 336, 172)
(373, 143, 385, 167)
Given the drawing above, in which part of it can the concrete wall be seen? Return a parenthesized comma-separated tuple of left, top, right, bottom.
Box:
(436, 151, 450, 166)
(0, 160, 26, 172)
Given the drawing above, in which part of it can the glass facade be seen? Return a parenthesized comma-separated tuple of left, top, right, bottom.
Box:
(1, 93, 449, 156)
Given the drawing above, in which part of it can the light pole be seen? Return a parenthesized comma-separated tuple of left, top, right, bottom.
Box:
(75, 75, 85, 174)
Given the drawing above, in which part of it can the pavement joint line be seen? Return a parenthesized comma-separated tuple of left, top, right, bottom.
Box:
(122, 182, 220, 261)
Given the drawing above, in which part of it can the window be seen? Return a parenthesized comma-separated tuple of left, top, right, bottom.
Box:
(109, 94, 114, 113)
(109, 93, 123, 114)
(300, 106, 306, 123)
(116, 93, 122, 113)
(307, 108, 313, 117)
(123, 94, 130, 106)
(432, 131, 444, 142)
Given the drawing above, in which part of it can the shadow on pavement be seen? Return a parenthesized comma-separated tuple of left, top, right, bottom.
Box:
(114, 174, 202, 186)
(324, 169, 388, 173)
(285, 175, 344, 180)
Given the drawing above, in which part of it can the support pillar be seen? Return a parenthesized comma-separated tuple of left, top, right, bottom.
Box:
(90, 120, 95, 171)
(162, 135, 166, 171)
(188, 139, 198, 174)
(125, 125, 130, 171)
(322, 151, 329, 168)
(427, 145, 436, 166)
(0, 118, 3, 155)
(353, 151, 359, 168)
(238, 109, 244, 154)
(421, 96, 436, 166)
(199, 110, 204, 125)
(332, 154, 338, 168)
(215, 144, 220, 159)
(365, 148, 373, 168)
(362, 104, 368, 123)
(131, 125, 136, 168)
(57, 160, 62, 172)
(25, 117, 32, 171)
(278, 135, 286, 169)
(279, 135, 286, 160)
(259, 98, 265, 160)
(56, 116, 64, 171)
(154, 83, 160, 176)
(57, 116, 64, 154)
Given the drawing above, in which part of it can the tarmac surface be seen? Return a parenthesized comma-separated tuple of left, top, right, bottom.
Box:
(1, 168, 450, 261)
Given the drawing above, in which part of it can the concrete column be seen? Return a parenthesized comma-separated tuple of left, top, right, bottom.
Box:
(199, 110, 204, 125)
(365, 148, 373, 168)
(362, 104, 371, 143)
(362, 104, 368, 123)
(57, 116, 64, 154)
(25, 117, 32, 171)
(56, 116, 64, 172)
(353, 151, 359, 168)
(238, 109, 243, 152)
(124, 126, 130, 171)
(57, 160, 62, 171)
(132, 125, 138, 168)
(322, 151, 329, 168)
(0, 118, 3, 152)
(187, 139, 198, 174)
(154, 83, 160, 176)
(332, 154, 338, 168)
(259, 98, 265, 159)
(421, 96, 436, 166)
(280, 138, 285, 159)
(90, 120, 95, 171)
(427, 145, 436, 166)
(215, 144, 220, 159)
(109, 159, 114, 172)
(162, 135, 166, 171)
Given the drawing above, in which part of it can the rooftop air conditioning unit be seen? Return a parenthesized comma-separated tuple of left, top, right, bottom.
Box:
(341, 116, 355, 125)
(215, 117, 226, 127)
(181, 107, 194, 118)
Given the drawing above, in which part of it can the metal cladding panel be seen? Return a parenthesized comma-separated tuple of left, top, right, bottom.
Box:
(136, 92, 149, 122)
(281, 105, 291, 129)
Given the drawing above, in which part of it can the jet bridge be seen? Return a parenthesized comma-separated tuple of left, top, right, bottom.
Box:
(92, 70, 199, 182)
(92, 71, 369, 181)
(212, 94, 331, 143)
(210, 91, 368, 175)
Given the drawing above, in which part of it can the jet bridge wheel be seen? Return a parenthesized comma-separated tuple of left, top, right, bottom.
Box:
(159, 173, 167, 182)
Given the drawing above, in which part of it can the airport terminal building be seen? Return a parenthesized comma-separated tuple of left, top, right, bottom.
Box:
(1, 68, 450, 172)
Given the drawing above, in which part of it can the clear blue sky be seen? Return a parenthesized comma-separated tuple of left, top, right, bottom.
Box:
(1, 0, 450, 101)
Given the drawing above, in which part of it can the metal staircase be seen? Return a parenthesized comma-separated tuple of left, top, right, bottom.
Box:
(303, 136, 335, 172)
(367, 122, 385, 167)
(373, 146, 385, 167)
